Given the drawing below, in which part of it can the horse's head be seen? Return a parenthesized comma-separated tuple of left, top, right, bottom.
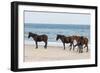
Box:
(56, 34, 61, 41)
(28, 32, 31, 38)
(28, 32, 37, 39)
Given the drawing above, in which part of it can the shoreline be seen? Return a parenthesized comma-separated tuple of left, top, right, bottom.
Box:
(25, 40, 90, 47)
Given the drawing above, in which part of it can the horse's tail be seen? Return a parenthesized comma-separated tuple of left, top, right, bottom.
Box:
(46, 35, 48, 41)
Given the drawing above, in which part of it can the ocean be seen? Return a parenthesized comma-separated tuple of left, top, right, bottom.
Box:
(24, 23, 90, 45)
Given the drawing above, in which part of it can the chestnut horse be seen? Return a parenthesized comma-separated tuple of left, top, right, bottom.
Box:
(72, 36, 88, 52)
(56, 35, 88, 52)
(28, 32, 48, 49)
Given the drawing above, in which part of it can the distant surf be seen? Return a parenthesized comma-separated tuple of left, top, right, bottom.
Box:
(24, 23, 90, 44)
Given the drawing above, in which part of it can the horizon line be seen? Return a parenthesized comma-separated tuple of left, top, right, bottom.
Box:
(24, 23, 90, 25)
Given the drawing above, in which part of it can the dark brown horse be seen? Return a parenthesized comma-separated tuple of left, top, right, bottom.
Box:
(72, 36, 88, 52)
(28, 32, 48, 49)
(56, 34, 73, 50)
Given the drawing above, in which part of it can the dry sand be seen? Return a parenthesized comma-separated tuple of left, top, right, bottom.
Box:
(24, 45, 90, 62)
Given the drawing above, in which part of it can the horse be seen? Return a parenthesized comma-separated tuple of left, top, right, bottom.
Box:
(70, 35, 80, 51)
(72, 36, 88, 52)
(56, 34, 73, 50)
(28, 32, 48, 49)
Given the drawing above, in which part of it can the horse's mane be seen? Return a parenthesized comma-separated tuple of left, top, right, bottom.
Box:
(57, 34, 65, 37)
(29, 32, 37, 36)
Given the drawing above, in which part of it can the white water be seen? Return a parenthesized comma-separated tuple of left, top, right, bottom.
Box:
(25, 40, 90, 48)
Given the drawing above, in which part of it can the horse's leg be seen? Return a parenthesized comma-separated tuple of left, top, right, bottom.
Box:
(84, 45, 86, 48)
(72, 43, 75, 51)
(78, 45, 81, 53)
(79, 48, 81, 53)
(35, 41, 38, 48)
(63, 43, 65, 50)
(86, 44, 88, 52)
(44, 41, 47, 49)
(81, 47, 83, 53)
(70, 43, 72, 51)
(46, 41, 47, 48)
(73, 44, 77, 51)
(79, 45, 83, 53)
(73, 45, 75, 51)
(73, 43, 77, 51)
(79, 47, 80, 53)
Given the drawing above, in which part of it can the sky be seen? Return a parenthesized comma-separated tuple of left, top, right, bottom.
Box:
(24, 11, 91, 25)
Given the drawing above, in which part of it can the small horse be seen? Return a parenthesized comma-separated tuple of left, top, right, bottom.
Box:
(56, 34, 73, 50)
(28, 32, 48, 49)
(72, 36, 88, 52)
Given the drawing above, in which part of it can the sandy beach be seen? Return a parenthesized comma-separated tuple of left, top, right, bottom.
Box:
(24, 44, 90, 62)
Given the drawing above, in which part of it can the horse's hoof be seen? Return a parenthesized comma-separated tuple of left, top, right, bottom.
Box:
(44, 47, 46, 48)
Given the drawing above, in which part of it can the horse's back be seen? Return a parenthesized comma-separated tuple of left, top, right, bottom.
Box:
(41, 34, 48, 41)
(41, 34, 48, 38)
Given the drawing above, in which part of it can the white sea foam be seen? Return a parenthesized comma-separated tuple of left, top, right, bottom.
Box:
(25, 40, 66, 47)
(25, 40, 90, 48)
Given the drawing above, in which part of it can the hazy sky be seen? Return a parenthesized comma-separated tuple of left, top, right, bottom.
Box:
(24, 11, 90, 25)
